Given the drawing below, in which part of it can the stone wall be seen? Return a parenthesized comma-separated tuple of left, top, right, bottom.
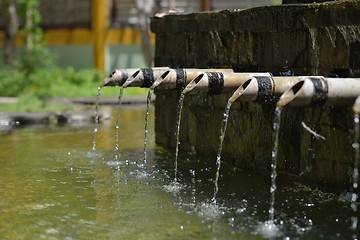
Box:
(151, 0, 360, 192)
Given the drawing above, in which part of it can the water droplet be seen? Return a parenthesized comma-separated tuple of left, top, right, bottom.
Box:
(235, 207, 246, 214)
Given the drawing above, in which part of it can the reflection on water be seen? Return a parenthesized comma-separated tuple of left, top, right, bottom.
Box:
(0, 106, 356, 239)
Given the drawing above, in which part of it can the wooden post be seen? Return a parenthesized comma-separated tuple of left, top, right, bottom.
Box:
(201, 0, 212, 11)
(92, 0, 107, 72)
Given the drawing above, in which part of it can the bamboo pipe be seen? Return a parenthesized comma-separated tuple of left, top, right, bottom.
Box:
(127, 68, 234, 89)
(102, 68, 234, 88)
(182, 72, 271, 95)
(277, 77, 360, 107)
(229, 76, 303, 103)
(101, 68, 139, 87)
(228, 77, 258, 102)
(122, 67, 170, 88)
(150, 68, 177, 90)
(101, 67, 170, 87)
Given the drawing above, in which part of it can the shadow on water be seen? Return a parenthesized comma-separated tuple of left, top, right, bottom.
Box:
(0, 106, 356, 239)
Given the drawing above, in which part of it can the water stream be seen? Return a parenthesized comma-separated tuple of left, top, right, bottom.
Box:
(114, 86, 124, 160)
(212, 100, 233, 203)
(174, 93, 186, 182)
(258, 106, 282, 238)
(92, 86, 102, 151)
(143, 89, 153, 167)
(352, 113, 359, 240)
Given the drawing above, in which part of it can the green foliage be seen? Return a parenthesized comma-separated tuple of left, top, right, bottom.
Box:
(46, 67, 105, 98)
(15, 0, 55, 74)
(0, 67, 103, 98)
(0, 66, 149, 99)
(16, 93, 45, 112)
(0, 0, 147, 113)
(0, 68, 27, 97)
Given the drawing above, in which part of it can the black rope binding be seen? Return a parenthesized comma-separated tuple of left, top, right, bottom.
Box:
(256, 76, 274, 102)
(207, 72, 224, 95)
(141, 68, 155, 88)
(309, 77, 328, 106)
(176, 68, 186, 91)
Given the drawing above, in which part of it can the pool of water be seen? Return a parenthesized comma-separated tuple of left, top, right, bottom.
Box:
(0, 105, 357, 239)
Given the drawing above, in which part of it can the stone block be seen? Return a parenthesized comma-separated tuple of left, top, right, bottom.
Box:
(152, 0, 360, 192)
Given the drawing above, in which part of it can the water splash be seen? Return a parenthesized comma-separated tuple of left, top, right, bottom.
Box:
(352, 113, 359, 240)
(211, 100, 233, 203)
(92, 86, 102, 151)
(196, 202, 224, 220)
(174, 93, 185, 182)
(143, 89, 153, 167)
(163, 181, 182, 194)
(257, 220, 280, 239)
(114, 87, 124, 160)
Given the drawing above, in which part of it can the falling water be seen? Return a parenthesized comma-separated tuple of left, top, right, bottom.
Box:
(351, 113, 359, 240)
(143, 89, 153, 166)
(259, 106, 282, 238)
(174, 93, 185, 182)
(190, 169, 196, 205)
(92, 86, 102, 151)
(114, 87, 124, 160)
(269, 106, 282, 222)
(211, 100, 233, 203)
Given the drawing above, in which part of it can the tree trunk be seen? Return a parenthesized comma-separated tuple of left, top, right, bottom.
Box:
(4, 1, 19, 66)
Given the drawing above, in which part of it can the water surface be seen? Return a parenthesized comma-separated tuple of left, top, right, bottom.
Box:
(0, 106, 356, 239)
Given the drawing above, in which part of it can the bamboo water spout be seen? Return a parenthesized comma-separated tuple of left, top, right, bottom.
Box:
(182, 72, 271, 95)
(102, 67, 234, 89)
(122, 67, 170, 88)
(101, 68, 139, 87)
(150, 68, 234, 90)
(277, 77, 360, 107)
(229, 76, 302, 103)
(101, 67, 170, 87)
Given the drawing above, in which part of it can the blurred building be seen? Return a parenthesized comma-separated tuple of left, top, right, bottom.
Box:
(0, 0, 273, 72)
